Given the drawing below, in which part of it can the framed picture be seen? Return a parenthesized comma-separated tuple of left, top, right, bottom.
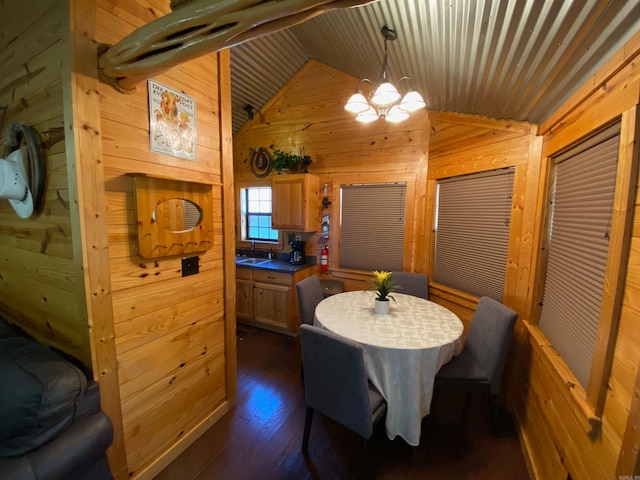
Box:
(148, 79, 196, 161)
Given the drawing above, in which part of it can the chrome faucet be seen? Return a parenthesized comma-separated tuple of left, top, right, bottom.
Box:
(250, 240, 256, 256)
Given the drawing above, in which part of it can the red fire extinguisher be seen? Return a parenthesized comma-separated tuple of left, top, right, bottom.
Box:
(320, 245, 329, 271)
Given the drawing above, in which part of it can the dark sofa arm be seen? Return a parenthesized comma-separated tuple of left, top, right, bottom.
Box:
(0, 412, 114, 480)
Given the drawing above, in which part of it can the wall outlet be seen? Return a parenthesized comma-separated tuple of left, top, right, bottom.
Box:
(295, 235, 301, 241)
(182, 256, 200, 277)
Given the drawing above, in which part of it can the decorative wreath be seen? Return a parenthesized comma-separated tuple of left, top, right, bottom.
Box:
(246, 147, 273, 178)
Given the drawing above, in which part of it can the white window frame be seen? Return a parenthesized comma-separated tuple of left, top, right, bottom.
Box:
(238, 185, 280, 245)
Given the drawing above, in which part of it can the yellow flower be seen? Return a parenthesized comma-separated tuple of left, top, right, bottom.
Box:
(373, 270, 391, 282)
(366, 270, 398, 302)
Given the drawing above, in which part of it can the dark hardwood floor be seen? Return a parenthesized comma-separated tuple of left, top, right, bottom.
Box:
(156, 325, 530, 480)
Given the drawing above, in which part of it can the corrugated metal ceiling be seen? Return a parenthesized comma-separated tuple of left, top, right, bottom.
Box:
(230, 0, 640, 134)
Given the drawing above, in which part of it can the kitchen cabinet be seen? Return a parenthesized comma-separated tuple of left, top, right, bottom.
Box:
(253, 270, 291, 330)
(271, 173, 320, 231)
(236, 263, 318, 335)
(236, 267, 253, 322)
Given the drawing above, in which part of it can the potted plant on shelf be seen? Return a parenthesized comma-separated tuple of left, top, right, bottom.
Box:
(365, 270, 399, 315)
(271, 149, 302, 174)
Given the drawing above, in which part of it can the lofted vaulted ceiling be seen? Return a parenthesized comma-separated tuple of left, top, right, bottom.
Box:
(229, 0, 640, 134)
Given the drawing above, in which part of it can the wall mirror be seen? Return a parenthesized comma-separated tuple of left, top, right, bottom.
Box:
(153, 198, 202, 232)
(131, 175, 214, 259)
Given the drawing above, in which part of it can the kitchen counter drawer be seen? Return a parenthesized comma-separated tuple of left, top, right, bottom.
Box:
(253, 270, 291, 286)
(236, 266, 253, 280)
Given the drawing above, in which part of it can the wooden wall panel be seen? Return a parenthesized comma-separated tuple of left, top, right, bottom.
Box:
(0, 0, 237, 477)
(429, 111, 533, 156)
(519, 345, 571, 480)
(114, 291, 222, 357)
(0, 0, 58, 52)
(0, 0, 91, 364)
(0, 7, 62, 93)
(93, 1, 235, 478)
(528, 328, 621, 479)
(517, 34, 640, 480)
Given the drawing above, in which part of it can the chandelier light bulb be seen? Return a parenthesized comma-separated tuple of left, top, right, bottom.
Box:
(355, 106, 379, 123)
(344, 91, 370, 114)
(399, 90, 426, 112)
(385, 105, 410, 123)
(371, 82, 401, 106)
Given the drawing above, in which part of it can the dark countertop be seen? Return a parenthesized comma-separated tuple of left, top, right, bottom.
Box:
(235, 257, 316, 274)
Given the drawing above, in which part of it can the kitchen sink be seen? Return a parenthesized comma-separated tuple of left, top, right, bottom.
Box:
(237, 257, 270, 265)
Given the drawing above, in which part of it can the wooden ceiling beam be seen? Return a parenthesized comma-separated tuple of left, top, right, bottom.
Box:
(97, 0, 375, 93)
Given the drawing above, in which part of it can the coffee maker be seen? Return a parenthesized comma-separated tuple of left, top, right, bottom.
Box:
(289, 240, 306, 265)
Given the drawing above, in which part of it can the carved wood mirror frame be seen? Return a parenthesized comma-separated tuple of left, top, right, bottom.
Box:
(131, 174, 214, 259)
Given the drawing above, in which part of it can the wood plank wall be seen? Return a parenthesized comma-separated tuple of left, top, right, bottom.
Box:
(0, 0, 92, 365)
(513, 33, 640, 480)
(233, 60, 430, 289)
(233, 47, 640, 478)
(94, 1, 235, 478)
(3, 1, 236, 478)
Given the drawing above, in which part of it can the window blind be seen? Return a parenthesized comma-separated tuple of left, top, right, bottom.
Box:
(538, 131, 619, 390)
(183, 200, 201, 230)
(339, 183, 406, 271)
(433, 169, 514, 301)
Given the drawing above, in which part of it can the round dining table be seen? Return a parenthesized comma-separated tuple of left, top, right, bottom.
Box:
(314, 290, 463, 446)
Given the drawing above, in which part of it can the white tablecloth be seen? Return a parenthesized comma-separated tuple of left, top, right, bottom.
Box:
(314, 291, 463, 446)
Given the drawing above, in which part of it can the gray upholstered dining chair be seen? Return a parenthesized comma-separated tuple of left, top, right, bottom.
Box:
(390, 271, 429, 299)
(434, 296, 518, 437)
(296, 275, 325, 327)
(300, 324, 387, 479)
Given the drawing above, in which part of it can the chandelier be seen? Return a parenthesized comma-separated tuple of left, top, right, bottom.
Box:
(344, 26, 426, 123)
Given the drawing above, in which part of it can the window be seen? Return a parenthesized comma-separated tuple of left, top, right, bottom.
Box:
(433, 169, 514, 301)
(240, 187, 278, 242)
(339, 183, 406, 271)
(538, 126, 620, 389)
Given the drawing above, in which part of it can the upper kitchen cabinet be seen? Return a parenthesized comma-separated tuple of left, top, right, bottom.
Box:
(271, 174, 319, 232)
